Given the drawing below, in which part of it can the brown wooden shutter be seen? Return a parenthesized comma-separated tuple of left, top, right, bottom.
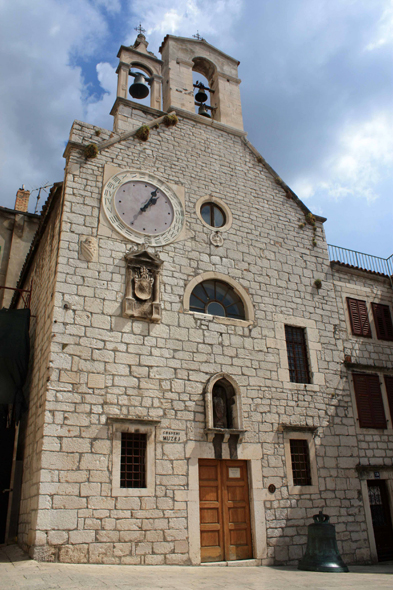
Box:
(384, 376, 393, 424)
(372, 303, 393, 341)
(353, 373, 387, 429)
(347, 298, 371, 337)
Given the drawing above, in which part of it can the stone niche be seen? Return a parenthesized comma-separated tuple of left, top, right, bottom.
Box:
(123, 248, 163, 322)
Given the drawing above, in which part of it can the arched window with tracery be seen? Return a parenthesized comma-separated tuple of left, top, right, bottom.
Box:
(189, 279, 245, 320)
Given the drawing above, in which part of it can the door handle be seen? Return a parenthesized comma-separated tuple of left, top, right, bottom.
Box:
(2, 489, 13, 493)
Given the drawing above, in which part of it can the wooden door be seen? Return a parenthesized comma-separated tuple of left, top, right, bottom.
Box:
(199, 459, 252, 562)
(368, 480, 393, 561)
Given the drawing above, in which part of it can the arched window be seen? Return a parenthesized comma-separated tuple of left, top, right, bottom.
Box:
(190, 280, 245, 320)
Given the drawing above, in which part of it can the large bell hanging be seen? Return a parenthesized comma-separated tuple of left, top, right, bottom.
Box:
(298, 511, 348, 573)
(129, 73, 150, 100)
(195, 86, 208, 103)
(198, 104, 211, 118)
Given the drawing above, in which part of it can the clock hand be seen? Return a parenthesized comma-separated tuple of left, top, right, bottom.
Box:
(140, 188, 159, 212)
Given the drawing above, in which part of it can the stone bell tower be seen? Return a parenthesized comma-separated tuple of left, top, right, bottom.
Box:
(159, 35, 243, 131)
(111, 33, 244, 132)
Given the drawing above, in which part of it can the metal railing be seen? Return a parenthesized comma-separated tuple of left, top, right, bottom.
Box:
(328, 244, 393, 277)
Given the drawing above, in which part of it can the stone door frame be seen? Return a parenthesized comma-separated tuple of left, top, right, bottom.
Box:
(185, 441, 266, 565)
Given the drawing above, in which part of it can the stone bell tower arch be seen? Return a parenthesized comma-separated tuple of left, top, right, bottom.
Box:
(159, 35, 244, 131)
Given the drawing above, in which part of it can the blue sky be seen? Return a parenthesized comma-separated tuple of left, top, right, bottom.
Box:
(0, 0, 392, 257)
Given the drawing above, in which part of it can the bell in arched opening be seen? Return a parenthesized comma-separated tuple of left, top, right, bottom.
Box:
(195, 81, 208, 103)
(129, 72, 150, 100)
(198, 104, 211, 118)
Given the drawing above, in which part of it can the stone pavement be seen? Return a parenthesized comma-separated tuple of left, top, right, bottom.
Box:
(1, 544, 393, 590)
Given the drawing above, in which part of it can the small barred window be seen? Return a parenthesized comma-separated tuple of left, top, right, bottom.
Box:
(285, 325, 311, 384)
(120, 432, 147, 488)
(290, 439, 312, 486)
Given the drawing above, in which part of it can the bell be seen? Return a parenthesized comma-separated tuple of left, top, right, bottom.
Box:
(195, 86, 208, 103)
(298, 511, 349, 573)
(198, 104, 211, 118)
(129, 73, 149, 100)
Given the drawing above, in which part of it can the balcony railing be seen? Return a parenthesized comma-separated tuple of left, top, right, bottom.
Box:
(328, 244, 393, 278)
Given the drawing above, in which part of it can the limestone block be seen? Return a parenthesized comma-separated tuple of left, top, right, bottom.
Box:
(69, 530, 96, 544)
(48, 531, 68, 545)
(38, 509, 77, 531)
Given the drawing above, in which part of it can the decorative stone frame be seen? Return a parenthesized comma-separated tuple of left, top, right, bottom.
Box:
(204, 373, 245, 442)
(183, 271, 254, 327)
(109, 418, 159, 497)
(272, 313, 324, 388)
(283, 428, 319, 495)
(184, 441, 266, 565)
(123, 248, 163, 322)
(195, 195, 233, 232)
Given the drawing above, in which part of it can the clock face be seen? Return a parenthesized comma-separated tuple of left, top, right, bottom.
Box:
(102, 170, 184, 246)
(114, 181, 174, 235)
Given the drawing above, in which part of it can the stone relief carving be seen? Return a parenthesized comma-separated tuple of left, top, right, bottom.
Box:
(80, 236, 98, 262)
(210, 231, 224, 247)
(123, 248, 163, 322)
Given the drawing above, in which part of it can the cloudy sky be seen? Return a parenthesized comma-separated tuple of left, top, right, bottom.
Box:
(0, 0, 392, 257)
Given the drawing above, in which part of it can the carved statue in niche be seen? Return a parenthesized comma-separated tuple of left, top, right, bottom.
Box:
(123, 248, 163, 322)
(212, 380, 235, 429)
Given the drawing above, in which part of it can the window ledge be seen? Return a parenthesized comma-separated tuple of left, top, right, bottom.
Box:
(284, 382, 320, 392)
(186, 310, 254, 327)
(205, 428, 246, 443)
(288, 484, 319, 495)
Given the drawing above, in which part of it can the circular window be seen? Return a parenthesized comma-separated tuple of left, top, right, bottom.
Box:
(196, 196, 233, 232)
(200, 203, 226, 228)
(189, 280, 245, 320)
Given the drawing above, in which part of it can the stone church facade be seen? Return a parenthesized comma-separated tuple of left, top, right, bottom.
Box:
(4, 33, 393, 565)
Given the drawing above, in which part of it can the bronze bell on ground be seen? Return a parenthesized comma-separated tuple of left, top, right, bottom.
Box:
(198, 104, 211, 118)
(298, 511, 349, 572)
(129, 73, 150, 100)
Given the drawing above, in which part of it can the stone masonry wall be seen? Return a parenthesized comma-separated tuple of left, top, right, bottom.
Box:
(22, 110, 385, 565)
(18, 190, 64, 556)
(332, 268, 393, 462)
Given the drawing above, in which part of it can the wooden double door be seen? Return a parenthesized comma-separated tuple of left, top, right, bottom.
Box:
(199, 459, 253, 562)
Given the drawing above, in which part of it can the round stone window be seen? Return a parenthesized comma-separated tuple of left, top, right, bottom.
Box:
(200, 202, 226, 228)
(196, 196, 233, 232)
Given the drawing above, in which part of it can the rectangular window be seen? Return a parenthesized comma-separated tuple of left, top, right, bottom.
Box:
(289, 439, 312, 486)
(353, 373, 387, 429)
(347, 298, 372, 337)
(285, 325, 311, 383)
(372, 303, 393, 341)
(120, 432, 147, 488)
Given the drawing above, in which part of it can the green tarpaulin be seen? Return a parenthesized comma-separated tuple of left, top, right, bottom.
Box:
(0, 308, 30, 419)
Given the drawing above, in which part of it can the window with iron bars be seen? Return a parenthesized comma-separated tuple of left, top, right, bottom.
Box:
(120, 432, 147, 488)
(290, 439, 312, 486)
(285, 325, 311, 384)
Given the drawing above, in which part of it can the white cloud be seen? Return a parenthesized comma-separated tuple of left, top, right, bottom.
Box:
(0, 0, 109, 209)
(127, 0, 243, 45)
(85, 62, 117, 128)
(292, 112, 393, 203)
(366, 0, 393, 50)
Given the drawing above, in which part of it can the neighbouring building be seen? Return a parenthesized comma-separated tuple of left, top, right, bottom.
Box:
(1, 32, 392, 566)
